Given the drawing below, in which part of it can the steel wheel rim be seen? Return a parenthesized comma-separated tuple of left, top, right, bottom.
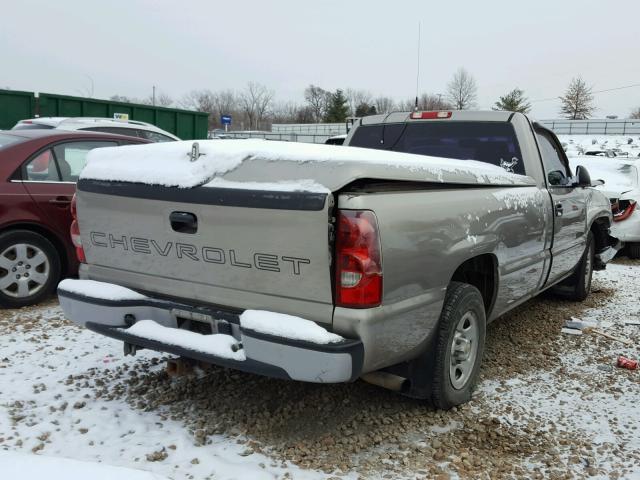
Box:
(0, 243, 50, 298)
(449, 311, 479, 390)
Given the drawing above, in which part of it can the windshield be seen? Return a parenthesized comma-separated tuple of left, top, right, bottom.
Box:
(349, 121, 525, 175)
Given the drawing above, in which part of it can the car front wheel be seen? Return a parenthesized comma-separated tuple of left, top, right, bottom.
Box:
(0, 230, 61, 308)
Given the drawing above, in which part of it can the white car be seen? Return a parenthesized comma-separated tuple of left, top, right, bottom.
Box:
(12, 117, 180, 142)
(569, 156, 640, 258)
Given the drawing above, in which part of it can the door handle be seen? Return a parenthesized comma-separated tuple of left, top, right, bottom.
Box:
(170, 211, 198, 234)
(48, 196, 72, 207)
(555, 203, 563, 217)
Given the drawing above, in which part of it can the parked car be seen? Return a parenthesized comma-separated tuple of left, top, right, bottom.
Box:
(582, 147, 617, 158)
(13, 117, 179, 142)
(569, 156, 640, 258)
(324, 134, 347, 145)
(58, 111, 617, 409)
(0, 129, 149, 307)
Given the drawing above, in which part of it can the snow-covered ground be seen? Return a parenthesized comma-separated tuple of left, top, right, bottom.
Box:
(558, 134, 640, 158)
(1, 260, 639, 479)
(0, 303, 336, 480)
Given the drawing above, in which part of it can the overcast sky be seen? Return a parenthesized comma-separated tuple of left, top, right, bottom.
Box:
(2, 0, 638, 119)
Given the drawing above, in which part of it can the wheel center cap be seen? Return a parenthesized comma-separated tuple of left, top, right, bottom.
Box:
(454, 337, 472, 360)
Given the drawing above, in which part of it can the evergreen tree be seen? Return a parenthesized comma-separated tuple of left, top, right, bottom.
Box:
(355, 102, 377, 117)
(559, 77, 595, 119)
(324, 89, 350, 122)
(493, 88, 531, 113)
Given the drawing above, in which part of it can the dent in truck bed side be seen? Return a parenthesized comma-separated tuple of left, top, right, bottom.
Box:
(335, 183, 553, 371)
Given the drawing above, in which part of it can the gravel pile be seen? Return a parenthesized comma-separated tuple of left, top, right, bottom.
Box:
(1, 260, 638, 479)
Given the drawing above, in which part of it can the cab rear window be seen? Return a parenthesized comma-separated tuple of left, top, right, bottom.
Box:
(350, 121, 526, 175)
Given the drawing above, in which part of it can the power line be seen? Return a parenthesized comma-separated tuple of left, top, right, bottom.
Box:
(530, 82, 640, 103)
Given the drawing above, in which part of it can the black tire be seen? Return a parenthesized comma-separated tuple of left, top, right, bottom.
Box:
(627, 242, 640, 260)
(0, 230, 61, 308)
(430, 282, 486, 410)
(558, 232, 595, 302)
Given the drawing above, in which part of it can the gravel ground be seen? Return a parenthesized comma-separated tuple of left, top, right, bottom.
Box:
(1, 259, 639, 479)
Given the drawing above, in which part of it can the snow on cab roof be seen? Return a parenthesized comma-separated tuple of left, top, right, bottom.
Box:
(80, 139, 535, 191)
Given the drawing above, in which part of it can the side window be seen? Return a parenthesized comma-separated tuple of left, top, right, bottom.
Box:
(52, 141, 117, 182)
(348, 125, 383, 149)
(139, 130, 175, 143)
(81, 127, 141, 139)
(537, 133, 570, 186)
(25, 149, 58, 181)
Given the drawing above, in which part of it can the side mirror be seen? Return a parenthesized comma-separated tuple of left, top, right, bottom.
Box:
(574, 165, 592, 187)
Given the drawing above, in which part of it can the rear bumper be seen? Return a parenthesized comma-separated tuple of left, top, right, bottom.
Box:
(58, 283, 363, 383)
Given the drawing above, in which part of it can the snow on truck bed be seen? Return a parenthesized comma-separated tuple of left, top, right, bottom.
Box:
(80, 139, 535, 191)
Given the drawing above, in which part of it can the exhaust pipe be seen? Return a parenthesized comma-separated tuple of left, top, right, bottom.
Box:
(360, 371, 407, 392)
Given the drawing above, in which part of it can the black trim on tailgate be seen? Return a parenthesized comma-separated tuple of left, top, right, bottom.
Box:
(77, 179, 328, 211)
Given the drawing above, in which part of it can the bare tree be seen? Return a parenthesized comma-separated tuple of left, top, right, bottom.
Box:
(270, 101, 301, 124)
(559, 77, 595, 120)
(213, 90, 237, 117)
(304, 85, 330, 123)
(110, 94, 134, 103)
(239, 82, 274, 130)
(139, 90, 173, 107)
(296, 106, 315, 123)
(398, 93, 451, 111)
(446, 68, 478, 110)
(180, 90, 217, 128)
(629, 107, 640, 119)
(418, 93, 452, 110)
(374, 96, 396, 115)
(345, 88, 373, 116)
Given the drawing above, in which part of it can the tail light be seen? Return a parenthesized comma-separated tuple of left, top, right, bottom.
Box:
(70, 194, 86, 263)
(335, 210, 382, 308)
(612, 199, 636, 222)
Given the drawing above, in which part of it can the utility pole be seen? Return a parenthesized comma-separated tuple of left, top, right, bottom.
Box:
(152, 85, 156, 106)
(414, 22, 421, 111)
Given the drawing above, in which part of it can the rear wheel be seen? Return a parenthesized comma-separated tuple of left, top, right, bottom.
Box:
(627, 242, 640, 260)
(0, 230, 61, 308)
(430, 282, 486, 410)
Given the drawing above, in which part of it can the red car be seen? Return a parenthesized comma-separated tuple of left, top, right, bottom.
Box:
(0, 129, 148, 307)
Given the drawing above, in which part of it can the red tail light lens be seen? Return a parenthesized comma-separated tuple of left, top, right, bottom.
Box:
(335, 210, 382, 308)
(70, 194, 86, 263)
(613, 199, 636, 222)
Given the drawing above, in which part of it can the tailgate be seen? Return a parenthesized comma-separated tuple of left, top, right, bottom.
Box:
(76, 180, 335, 324)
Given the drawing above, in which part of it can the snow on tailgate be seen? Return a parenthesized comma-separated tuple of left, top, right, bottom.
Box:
(80, 139, 535, 190)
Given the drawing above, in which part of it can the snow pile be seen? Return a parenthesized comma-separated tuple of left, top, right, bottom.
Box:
(203, 177, 330, 193)
(80, 139, 533, 189)
(58, 279, 147, 301)
(240, 310, 344, 344)
(568, 157, 638, 194)
(125, 320, 246, 361)
(0, 451, 169, 480)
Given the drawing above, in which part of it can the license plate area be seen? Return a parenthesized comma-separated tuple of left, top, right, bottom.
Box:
(171, 308, 232, 335)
